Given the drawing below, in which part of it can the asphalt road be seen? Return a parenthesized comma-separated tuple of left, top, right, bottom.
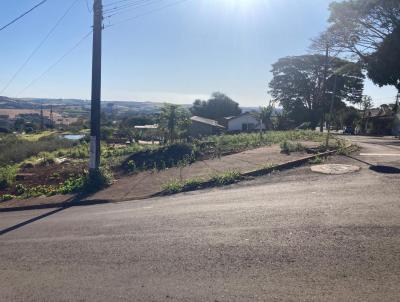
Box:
(1, 136, 399, 301)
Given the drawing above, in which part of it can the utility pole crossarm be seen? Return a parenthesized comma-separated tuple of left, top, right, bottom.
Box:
(90, 0, 102, 173)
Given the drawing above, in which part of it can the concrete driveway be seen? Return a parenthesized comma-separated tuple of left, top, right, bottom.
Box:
(0, 136, 399, 301)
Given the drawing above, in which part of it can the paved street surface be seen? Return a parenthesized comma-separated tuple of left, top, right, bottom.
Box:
(1, 136, 399, 301)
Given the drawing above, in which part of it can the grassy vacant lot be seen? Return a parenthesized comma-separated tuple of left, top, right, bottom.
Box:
(0, 130, 327, 201)
(203, 130, 325, 155)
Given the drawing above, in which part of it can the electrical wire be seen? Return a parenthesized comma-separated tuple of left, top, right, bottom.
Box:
(16, 31, 93, 97)
(0, 0, 80, 95)
(0, 0, 48, 32)
(15, 0, 191, 96)
(104, 0, 165, 18)
(106, 0, 190, 28)
(103, 0, 150, 8)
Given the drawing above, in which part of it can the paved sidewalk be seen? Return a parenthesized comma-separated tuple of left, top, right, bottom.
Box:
(0, 142, 320, 210)
(86, 142, 319, 202)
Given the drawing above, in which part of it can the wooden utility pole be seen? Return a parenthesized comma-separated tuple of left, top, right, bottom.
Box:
(325, 74, 337, 149)
(89, 0, 102, 173)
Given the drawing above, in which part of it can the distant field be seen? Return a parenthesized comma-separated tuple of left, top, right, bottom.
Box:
(0, 109, 77, 124)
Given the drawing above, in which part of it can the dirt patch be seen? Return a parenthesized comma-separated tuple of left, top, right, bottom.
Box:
(0, 161, 86, 196)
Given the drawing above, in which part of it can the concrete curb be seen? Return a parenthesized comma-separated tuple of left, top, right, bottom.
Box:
(155, 149, 338, 197)
(0, 149, 341, 213)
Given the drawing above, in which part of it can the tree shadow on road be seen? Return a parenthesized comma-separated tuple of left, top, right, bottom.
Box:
(345, 155, 400, 174)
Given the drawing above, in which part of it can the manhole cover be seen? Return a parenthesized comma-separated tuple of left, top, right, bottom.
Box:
(311, 164, 360, 175)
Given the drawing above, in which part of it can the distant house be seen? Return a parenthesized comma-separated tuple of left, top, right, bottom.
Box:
(364, 104, 399, 135)
(190, 116, 225, 137)
(222, 112, 264, 132)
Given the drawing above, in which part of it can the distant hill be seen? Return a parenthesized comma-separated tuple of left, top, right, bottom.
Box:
(0, 96, 282, 116)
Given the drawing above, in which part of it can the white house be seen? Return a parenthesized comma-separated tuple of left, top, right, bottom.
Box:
(223, 112, 265, 132)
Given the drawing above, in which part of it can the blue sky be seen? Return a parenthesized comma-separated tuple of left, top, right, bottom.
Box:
(0, 0, 397, 106)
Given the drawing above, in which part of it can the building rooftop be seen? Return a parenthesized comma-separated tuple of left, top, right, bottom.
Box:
(190, 116, 225, 128)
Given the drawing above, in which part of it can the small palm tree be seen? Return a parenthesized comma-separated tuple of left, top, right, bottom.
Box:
(159, 103, 190, 143)
(259, 105, 274, 131)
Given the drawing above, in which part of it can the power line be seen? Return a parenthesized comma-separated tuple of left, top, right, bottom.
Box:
(0, 0, 48, 32)
(0, 0, 80, 95)
(17, 31, 93, 97)
(104, 0, 165, 18)
(16, 0, 191, 96)
(103, 0, 149, 8)
(106, 0, 190, 28)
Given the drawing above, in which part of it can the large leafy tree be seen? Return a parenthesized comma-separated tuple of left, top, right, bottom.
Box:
(365, 26, 400, 92)
(327, 0, 400, 58)
(269, 55, 364, 128)
(190, 92, 241, 120)
(325, 0, 400, 92)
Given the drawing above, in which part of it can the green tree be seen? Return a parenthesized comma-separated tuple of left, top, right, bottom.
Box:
(327, 0, 399, 58)
(366, 26, 400, 92)
(360, 95, 374, 133)
(259, 105, 274, 130)
(190, 92, 241, 120)
(269, 54, 364, 128)
(158, 104, 191, 143)
(326, 0, 400, 92)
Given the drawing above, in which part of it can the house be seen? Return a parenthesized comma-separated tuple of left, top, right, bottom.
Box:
(364, 104, 399, 135)
(189, 116, 225, 137)
(134, 124, 160, 142)
(221, 112, 264, 132)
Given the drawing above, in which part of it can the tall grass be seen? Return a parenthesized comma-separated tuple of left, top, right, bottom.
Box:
(201, 130, 325, 155)
(0, 135, 75, 165)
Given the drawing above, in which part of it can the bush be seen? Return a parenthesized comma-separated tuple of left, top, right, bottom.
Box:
(162, 177, 204, 194)
(280, 141, 305, 154)
(162, 179, 184, 194)
(83, 167, 114, 193)
(211, 170, 242, 186)
(58, 167, 113, 195)
(122, 143, 195, 172)
(0, 165, 18, 189)
(1, 194, 14, 201)
(15, 184, 26, 195)
(309, 156, 323, 164)
(126, 160, 136, 173)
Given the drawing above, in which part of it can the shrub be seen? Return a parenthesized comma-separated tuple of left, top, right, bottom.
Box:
(81, 167, 114, 193)
(162, 177, 204, 194)
(309, 156, 323, 164)
(15, 184, 26, 195)
(280, 141, 305, 154)
(211, 170, 242, 186)
(1, 194, 14, 201)
(126, 160, 136, 173)
(0, 165, 18, 189)
(162, 179, 184, 194)
(122, 143, 195, 172)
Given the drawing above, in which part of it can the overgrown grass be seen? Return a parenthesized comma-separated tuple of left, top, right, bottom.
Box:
(19, 131, 57, 141)
(0, 134, 75, 165)
(7, 167, 114, 199)
(201, 130, 325, 156)
(122, 143, 195, 172)
(162, 170, 242, 194)
(0, 165, 18, 190)
(210, 170, 242, 186)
